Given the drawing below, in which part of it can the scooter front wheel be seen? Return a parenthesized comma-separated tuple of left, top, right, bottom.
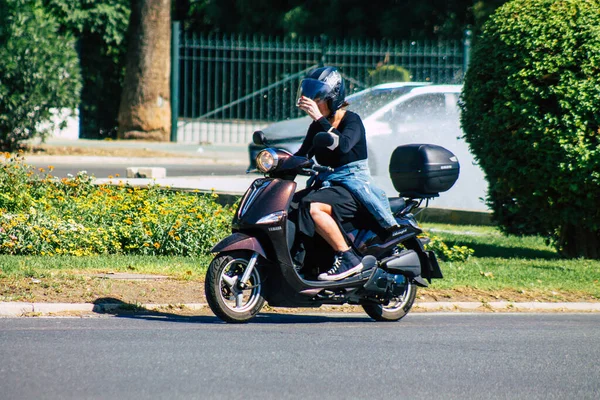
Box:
(205, 251, 265, 323)
(362, 280, 417, 322)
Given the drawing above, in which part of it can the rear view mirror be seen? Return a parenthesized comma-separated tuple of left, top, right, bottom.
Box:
(253, 131, 267, 145)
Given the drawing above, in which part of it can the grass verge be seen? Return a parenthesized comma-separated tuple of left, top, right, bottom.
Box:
(421, 223, 600, 301)
(0, 255, 212, 304)
(0, 255, 211, 279)
(1, 224, 599, 304)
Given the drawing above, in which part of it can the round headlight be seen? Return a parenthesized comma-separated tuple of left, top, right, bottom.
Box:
(256, 149, 278, 172)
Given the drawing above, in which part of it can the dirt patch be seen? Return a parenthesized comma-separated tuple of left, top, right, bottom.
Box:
(2, 275, 597, 306)
(417, 287, 599, 303)
(0, 276, 205, 305)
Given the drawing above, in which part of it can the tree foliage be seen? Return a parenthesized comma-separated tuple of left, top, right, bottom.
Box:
(44, 0, 130, 139)
(0, 0, 81, 150)
(0, 1, 510, 143)
(182, 0, 508, 39)
(460, 0, 600, 258)
(368, 65, 411, 85)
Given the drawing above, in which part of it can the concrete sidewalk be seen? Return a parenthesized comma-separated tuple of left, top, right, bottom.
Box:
(25, 138, 250, 166)
(35, 137, 249, 155)
(1, 301, 599, 317)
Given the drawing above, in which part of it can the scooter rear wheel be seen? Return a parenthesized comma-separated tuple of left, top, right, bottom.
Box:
(362, 280, 417, 322)
(205, 251, 265, 323)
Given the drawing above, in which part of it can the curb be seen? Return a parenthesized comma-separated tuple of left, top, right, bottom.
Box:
(0, 302, 207, 316)
(1, 301, 599, 317)
(414, 301, 600, 312)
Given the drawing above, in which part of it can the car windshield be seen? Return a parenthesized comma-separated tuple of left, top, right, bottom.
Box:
(348, 86, 417, 116)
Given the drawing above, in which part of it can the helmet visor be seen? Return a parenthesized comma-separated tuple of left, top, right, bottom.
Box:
(297, 78, 331, 103)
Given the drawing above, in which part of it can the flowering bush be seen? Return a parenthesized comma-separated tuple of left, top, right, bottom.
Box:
(0, 152, 233, 256)
(423, 234, 475, 262)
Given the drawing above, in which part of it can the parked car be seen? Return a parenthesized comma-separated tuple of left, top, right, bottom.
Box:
(249, 83, 488, 211)
(248, 82, 430, 170)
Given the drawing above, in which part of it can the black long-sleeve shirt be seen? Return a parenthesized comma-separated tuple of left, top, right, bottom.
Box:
(294, 111, 368, 168)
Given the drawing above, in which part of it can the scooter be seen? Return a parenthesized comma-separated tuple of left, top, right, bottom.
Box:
(205, 131, 459, 323)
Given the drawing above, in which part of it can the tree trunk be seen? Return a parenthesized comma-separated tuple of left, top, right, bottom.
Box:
(559, 224, 600, 259)
(118, 0, 171, 141)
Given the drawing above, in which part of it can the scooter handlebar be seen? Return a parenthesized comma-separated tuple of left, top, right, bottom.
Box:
(300, 168, 318, 176)
(312, 164, 334, 173)
(298, 163, 332, 176)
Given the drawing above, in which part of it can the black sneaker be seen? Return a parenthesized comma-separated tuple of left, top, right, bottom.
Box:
(318, 249, 363, 281)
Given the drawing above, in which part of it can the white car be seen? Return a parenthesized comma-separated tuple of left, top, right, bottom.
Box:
(363, 84, 488, 211)
(248, 82, 431, 169)
(250, 83, 488, 211)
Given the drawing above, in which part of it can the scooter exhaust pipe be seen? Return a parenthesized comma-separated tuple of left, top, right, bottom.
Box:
(381, 250, 421, 277)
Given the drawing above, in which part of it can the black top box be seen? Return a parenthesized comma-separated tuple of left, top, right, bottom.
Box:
(389, 144, 460, 198)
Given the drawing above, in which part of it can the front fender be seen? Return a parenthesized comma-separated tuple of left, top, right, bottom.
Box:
(212, 232, 267, 258)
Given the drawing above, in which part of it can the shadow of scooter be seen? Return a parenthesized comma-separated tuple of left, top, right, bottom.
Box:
(93, 297, 372, 324)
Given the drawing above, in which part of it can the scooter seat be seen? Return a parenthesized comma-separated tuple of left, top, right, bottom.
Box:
(389, 197, 406, 214)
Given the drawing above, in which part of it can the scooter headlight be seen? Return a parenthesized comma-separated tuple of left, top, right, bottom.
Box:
(256, 149, 279, 172)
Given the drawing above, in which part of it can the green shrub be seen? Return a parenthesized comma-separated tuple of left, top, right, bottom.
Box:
(460, 0, 600, 258)
(0, 154, 233, 256)
(368, 64, 411, 85)
(423, 234, 475, 262)
(44, 0, 130, 139)
(0, 0, 82, 150)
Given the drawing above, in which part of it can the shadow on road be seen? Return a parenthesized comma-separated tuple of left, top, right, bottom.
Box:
(93, 297, 370, 324)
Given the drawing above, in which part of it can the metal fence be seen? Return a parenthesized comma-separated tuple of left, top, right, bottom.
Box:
(171, 23, 469, 144)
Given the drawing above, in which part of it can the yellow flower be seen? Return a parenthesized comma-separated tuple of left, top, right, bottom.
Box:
(153, 242, 160, 249)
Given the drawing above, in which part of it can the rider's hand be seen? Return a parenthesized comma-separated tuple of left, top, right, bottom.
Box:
(297, 96, 323, 121)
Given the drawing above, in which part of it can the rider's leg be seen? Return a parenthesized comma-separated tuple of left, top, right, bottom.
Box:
(310, 202, 349, 252)
(310, 202, 363, 281)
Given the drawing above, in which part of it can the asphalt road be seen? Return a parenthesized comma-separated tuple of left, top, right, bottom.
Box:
(29, 163, 247, 178)
(1, 313, 599, 400)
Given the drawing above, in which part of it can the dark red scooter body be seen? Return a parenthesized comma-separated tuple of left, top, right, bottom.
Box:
(212, 174, 431, 307)
(208, 138, 450, 318)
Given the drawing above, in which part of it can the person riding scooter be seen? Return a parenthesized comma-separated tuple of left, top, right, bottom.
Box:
(294, 66, 398, 281)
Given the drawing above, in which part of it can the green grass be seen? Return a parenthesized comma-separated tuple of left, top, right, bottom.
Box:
(424, 223, 556, 259)
(0, 255, 212, 279)
(421, 223, 600, 299)
(1, 224, 600, 300)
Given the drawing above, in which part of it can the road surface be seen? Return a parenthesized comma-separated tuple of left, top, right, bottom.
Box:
(1, 313, 598, 399)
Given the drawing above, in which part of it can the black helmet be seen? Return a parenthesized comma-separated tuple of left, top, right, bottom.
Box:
(297, 66, 346, 115)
